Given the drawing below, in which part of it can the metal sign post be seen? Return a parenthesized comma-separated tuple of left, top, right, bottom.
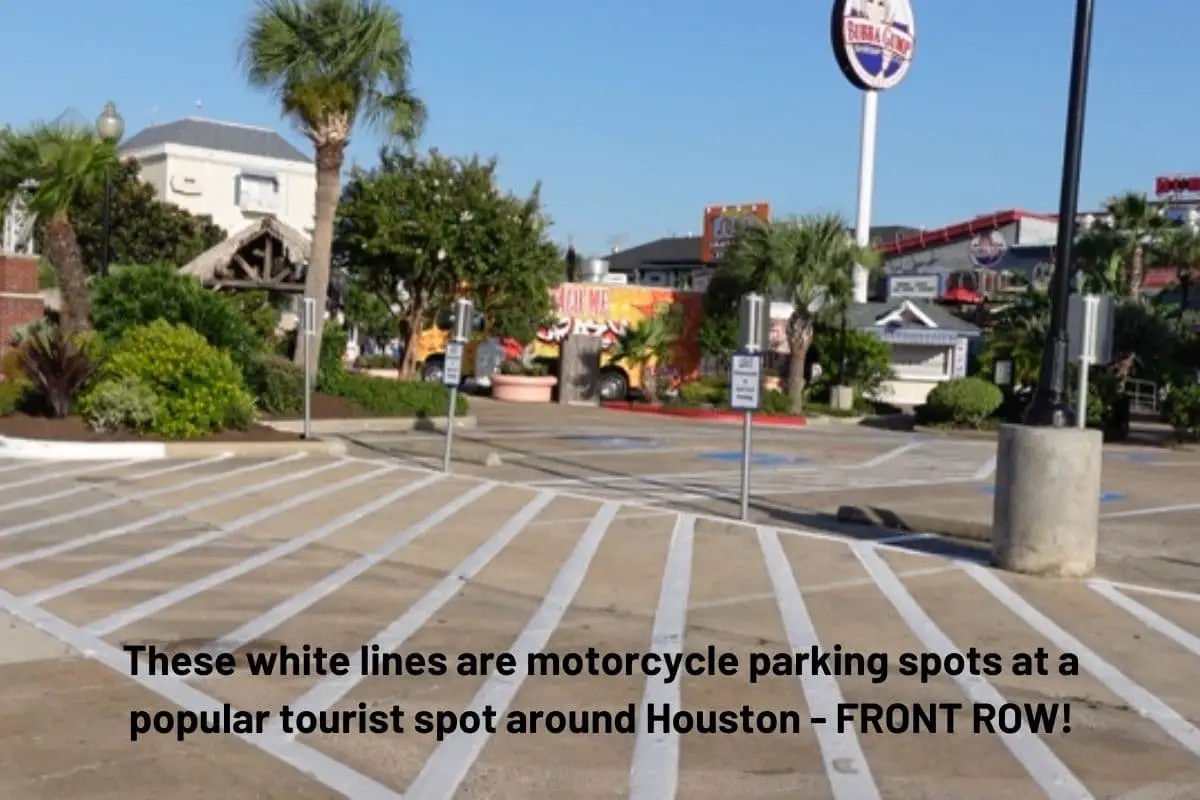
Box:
(732, 293, 768, 522)
(442, 298, 473, 472)
(301, 297, 316, 440)
(1067, 293, 1114, 429)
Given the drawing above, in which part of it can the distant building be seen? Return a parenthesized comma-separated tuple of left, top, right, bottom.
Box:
(119, 118, 316, 239)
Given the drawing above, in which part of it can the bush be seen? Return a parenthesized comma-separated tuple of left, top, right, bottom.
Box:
(761, 389, 791, 414)
(79, 377, 158, 433)
(678, 380, 717, 405)
(101, 320, 256, 438)
(0, 379, 28, 416)
(91, 264, 263, 372)
(279, 320, 349, 388)
(19, 326, 101, 418)
(323, 371, 468, 417)
(921, 377, 1003, 427)
(810, 327, 894, 398)
(1166, 384, 1200, 442)
(244, 353, 304, 416)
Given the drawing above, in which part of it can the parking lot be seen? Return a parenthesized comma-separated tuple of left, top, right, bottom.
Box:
(3, 404, 1200, 798)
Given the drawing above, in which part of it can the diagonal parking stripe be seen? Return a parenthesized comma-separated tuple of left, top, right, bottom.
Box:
(0, 457, 149, 492)
(85, 472, 447, 636)
(0, 457, 348, 572)
(0, 453, 300, 539)
(0, 456, 230, 513)
(216, 480, 500, 655)
(25, 462, 402, 604)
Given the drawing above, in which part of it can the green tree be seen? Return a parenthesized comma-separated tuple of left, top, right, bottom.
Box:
(1104, 192, 1168, 302)
(241, 0, 426, 379)
(717, 213, 876, 412)
(38, 158, 225, 271)
(335, 149, 558, 376)
(0, 122, 115, 336)
(1154, 225, 1200, 314)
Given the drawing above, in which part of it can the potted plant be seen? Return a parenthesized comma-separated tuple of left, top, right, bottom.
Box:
(491, 343, 558, 402)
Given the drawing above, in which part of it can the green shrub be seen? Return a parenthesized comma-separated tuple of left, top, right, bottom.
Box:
(91, 264, 263, 372)
(921, 377, 1003, 427)
(357, 352, 396, 369)
(761, 389, 791, 414)
(79, 377, 159, 433)
(0, 379, 28, 416)
(244, 353, 304, 416)
(102, 320, 256, 438)
(323, 372, 468, 417)
(678, 380, 718, 405)
(279, 320, 349, 388)
(1166, 384, 1200, 441)
(810, 327, 894, 398)
(225, 290, 281, 346)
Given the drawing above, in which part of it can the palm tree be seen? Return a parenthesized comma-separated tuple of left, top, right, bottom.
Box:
(610, 303, 683, 403)
(1104, 192, 1168, 302)
(240, 0, 427, 377)
(0, 123, 115, 336)
(1154, 225, 1200, 314)
(721, 213, 875, 413)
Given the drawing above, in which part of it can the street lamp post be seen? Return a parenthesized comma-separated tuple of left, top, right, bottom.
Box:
(94, 102, 124, 278)
(1023, 0, 1096, 427)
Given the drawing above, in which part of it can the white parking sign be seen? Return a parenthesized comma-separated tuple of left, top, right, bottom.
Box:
(443, 342, 464, 387)
(729, 353, 761, 411)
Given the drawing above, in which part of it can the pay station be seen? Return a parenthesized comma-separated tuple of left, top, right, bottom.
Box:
(441, 297, 473, 471)
(731, 293, 769, 521)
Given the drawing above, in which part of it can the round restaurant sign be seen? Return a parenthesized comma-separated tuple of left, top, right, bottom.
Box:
(968, 230, 1008, 268)
(831, 0, 916, 92)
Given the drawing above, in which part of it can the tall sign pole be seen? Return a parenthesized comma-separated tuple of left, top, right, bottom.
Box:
(831, 0, 917, 303)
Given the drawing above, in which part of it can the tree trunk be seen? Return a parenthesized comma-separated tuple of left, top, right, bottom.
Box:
(295, 142, 345, 378)
(399, 304, 425, 379)
(643, 363, 658, 403)
(786, 344, 808, 414)
(1180, 273, 1191, 315)
(1128, 245, 1145, 302)
(45, 214, 92, 338)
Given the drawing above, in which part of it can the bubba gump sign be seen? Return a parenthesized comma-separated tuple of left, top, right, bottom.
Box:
(832, 0, 916, 92)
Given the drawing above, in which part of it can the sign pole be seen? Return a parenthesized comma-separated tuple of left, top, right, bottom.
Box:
(302, 297, 315, 440)
(442, 298, 473, 473)
(740, 406, 753, 521)
(852, 89, 878, 304)
(733, 293, 766, 523)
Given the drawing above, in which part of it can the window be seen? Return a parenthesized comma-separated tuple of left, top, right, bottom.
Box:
(237, 172, 280, 212)
(890, 344, 949, 380)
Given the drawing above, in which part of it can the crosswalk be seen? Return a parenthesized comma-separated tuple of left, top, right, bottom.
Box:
(0, 454, 1198, 798)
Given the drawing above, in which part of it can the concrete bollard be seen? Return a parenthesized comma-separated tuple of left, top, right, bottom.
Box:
(991, 423, 1103, 577)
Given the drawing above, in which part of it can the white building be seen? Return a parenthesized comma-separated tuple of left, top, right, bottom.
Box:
(119, 117, 316, 238)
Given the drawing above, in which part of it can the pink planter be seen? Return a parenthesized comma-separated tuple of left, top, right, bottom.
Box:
(491, 374, 558, 403)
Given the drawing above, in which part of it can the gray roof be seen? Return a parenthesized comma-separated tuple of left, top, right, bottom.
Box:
(846, 300, 980, 333)
(120, 118, 310, 163)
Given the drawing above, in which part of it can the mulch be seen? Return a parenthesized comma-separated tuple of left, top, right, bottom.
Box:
(0, 413, 302, 443)
(264, 392, 374, 421)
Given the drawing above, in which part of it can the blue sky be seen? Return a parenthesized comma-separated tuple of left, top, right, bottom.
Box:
(2, 1, 1194, 254)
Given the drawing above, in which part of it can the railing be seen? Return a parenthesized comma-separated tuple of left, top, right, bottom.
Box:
(1125, 377, 1159, 414)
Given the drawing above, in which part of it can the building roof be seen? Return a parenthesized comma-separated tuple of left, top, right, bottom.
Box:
(609, 225, 921, 272)
(846, 300, 980, 333)
(120, 118, 310, 163)
(877, 209, 1056, 256)
(180, 216, 310, 282)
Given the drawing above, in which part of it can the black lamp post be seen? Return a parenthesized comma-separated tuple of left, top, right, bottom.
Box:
(1024, 0, 1095, 427)
(94, 102, 124, 278)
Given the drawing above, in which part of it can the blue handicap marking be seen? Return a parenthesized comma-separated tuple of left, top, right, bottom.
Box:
(977, 485, 1126, 503)
(700, 451, 810, 468)
(1118, 453, 1157, 464)
(563, 435, 659, 449)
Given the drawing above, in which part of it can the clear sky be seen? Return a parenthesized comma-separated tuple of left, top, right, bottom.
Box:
(2, 1, 1194, 254)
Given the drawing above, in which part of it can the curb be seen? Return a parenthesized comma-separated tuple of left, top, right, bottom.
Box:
(600, 403, 807, 428)
(835, 504, 992, 544)
(913, 425, 999, 440)
(0, 434, 345, 461)
(263, 416, 477, 435)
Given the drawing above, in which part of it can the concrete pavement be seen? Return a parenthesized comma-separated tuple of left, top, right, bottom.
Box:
(0, 439, 1199, 797)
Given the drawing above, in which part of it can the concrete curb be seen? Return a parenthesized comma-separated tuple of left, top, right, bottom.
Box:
(263, 416, 477, 435)
(913, 424, 999, 440)
(835, 504, 992, 544)
(0, 434, 345, 461)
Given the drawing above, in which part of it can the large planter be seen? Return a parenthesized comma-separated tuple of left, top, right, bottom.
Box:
(492, 374, 558, 403)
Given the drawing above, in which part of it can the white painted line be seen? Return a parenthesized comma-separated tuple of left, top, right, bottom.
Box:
(218, 481, 500, 654)
(690, 566, 958, 611)
(0, 456, 228, 513)
(0, 458, 346, 572)
(1101, 503, 1200, 520)
(0, 459, 45, 474)
(629, 514, 694, 800)
(403, 503, 620, 800)
(1089, 581, 1200, 658)
(274, 490, 558, 728)
(527, 511, 673, 528)
(762, 529, 880, 798)
(0, 586, 403, 799)
(0, 453, 304, 539)
(0, 457, 144, 493)
(963, 562, 1200, 759)
(858, 442, 921, 469)
(26, 463, 400, 604)
(855, 547, 1090, 798)
(1096, 579, 1200, 605)
(85, 471, 446, 636)
(972, 455, 998, 481)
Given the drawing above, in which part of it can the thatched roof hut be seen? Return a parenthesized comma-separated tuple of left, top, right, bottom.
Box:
(179, 217, 309, 292)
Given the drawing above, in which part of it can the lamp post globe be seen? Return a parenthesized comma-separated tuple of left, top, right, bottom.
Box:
(95, 102, 124, 142)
